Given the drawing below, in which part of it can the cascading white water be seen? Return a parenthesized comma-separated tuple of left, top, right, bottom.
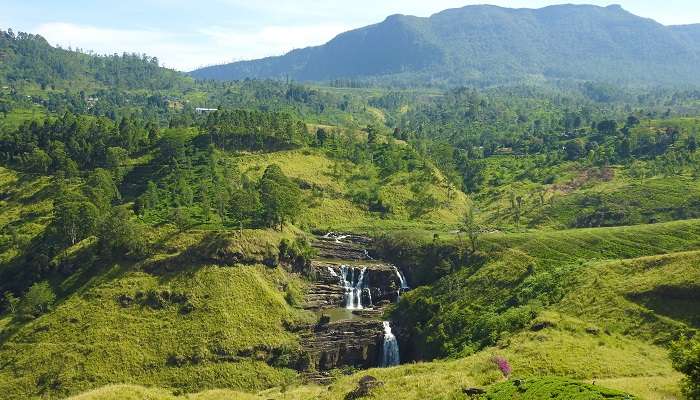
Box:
(335, 234, 349, 243)
(381, 321, 400, 367)
(339, 265, 367, 310)
(392, 266, 410, 298)
(394, 267, 410, 290)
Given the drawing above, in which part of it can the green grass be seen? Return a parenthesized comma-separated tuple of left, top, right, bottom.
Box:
(391, 218, 700, 360)
(530, 176, 700, 229)
(0, 107, 49, 131)
(557, 250, 700, 343)
(0, 167, 55, 265)
(234, 149, 469, 231)
(66, 317, 676, 399)
(0, 262, 312, 399)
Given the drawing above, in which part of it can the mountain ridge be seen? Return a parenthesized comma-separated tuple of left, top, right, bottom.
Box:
(190, 3, 700, 86)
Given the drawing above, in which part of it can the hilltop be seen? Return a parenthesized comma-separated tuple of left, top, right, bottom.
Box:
(191, 4, 700, 87)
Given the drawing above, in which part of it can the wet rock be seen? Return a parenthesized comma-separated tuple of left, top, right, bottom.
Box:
(304, 261, 403, 309)
(312, 238, 373, 261)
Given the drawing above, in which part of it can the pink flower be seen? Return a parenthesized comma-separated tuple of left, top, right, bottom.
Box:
(492, 356, 512, 378)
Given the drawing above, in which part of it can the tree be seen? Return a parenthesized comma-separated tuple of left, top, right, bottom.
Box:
(228, 188, 261, 233)
(259, 164, 302, 230)
(456, 155, 486, 194)
(461, 207, 481, 253)
(596, 120, 618, 136)
(25, 147, 52, 173)
(671, 337, 700, 399)
(172, 207, 193, 232)
(83, 168, 120, 212)
(98, 207, 147, 258)
(626, 115, 640, 127)
(18, 282, 55, 319)
(565, 140, 584, 161)
(53, 194, 99, 245)
(105, 146, 129, 181)
(315, 128, 328, 147)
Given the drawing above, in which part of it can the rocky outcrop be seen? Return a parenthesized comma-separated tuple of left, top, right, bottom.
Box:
(304, 261, 402, 310)
(345, 376, 385, 400)
(300, 233, 408, 376)
(312, 235, 373, 261)
(301, 319, 385, 371)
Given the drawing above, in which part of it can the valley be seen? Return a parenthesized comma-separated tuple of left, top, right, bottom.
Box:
(1, 4, 700, 399)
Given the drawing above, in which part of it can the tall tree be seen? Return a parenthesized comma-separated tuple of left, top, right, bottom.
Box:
(259, 164, 302, 230)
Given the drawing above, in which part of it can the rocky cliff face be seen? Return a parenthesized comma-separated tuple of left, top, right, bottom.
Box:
(300, 233, 407, 377)
(305, 233, 405, 310)
(313, 234, 373, 261)
(305, 261, 402, 310)
(301, 320, 385, 371)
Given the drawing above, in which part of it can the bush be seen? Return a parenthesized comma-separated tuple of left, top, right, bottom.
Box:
(670, 336, 700, 399)
(18, 281, 56, 319)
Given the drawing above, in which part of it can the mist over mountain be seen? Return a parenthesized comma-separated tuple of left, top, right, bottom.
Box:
(190, 4, 700, 86)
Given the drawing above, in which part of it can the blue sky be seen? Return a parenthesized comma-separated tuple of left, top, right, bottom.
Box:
(2, 0, 699, 71)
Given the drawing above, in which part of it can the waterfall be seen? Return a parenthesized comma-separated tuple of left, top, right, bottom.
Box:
(363, 273, 373, 307)
(393, 267, 410, 290)
(340, 266, 367, 310)
(335, 234, 349, 243)
(381, 321, 400, 367)
(392, 266, 410, 298)
(327, 266, 338, 278)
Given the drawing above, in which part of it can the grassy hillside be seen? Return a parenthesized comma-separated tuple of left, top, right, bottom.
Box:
(66, 315, 679, 399)
(58, 220, 700, 400)
(0, 169, 315, 400)
(235, 149, 469, 231)
(0, 258, 311, 399)
(392, 219, 700, 360)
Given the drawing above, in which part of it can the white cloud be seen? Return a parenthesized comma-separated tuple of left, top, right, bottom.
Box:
(34, 21, 349, 71)
(198, 23, 349, 61)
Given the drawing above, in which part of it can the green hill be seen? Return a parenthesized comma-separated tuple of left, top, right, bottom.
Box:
(191, 4, 700, 87)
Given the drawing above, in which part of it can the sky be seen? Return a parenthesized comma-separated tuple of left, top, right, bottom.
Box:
(2, 0, 699, 71)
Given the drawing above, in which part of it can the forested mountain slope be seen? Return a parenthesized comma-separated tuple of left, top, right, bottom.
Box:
(1, 20, 700, 400)
(191, 4, 700, 86)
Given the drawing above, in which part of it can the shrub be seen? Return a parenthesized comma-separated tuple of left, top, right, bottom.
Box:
(670, 336, 700, 399)
(492, 355, 512, 378)
(18, 281, 56, 319)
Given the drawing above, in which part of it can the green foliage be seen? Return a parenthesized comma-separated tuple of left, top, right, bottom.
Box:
(0, 30, 191, 90)
(671, 336, 700, 399)
(97, 207, 148, 258)
(390, 219, 700, 360)
(259, 165, 303, 230)
(17, 281, 55, 320)
(484, 377, 636, 400)
(53, 192, 99, 245)
(201, 109, 308, 152)
(191, 4, 700, 87)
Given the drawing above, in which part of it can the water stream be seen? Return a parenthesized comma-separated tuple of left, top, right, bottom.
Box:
(381, 321, 400, 367)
